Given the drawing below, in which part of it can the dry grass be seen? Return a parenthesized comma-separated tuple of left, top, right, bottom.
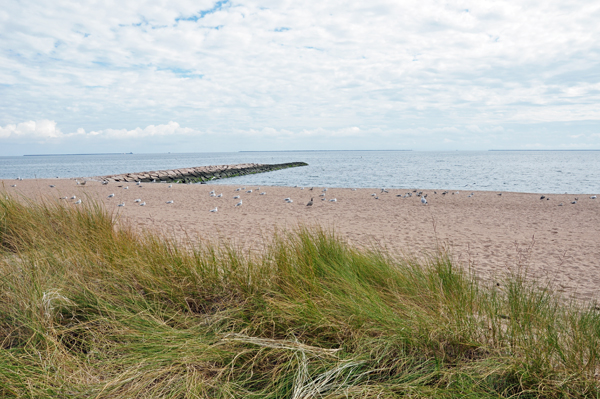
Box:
(1, 192, 599, 398)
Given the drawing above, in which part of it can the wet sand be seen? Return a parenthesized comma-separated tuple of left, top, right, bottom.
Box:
(3, 178, 600, 302)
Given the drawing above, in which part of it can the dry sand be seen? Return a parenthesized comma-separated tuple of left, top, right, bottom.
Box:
(3, 178, 600, 302)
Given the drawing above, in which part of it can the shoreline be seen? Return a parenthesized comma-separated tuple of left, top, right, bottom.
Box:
(2, 178, 600, 302)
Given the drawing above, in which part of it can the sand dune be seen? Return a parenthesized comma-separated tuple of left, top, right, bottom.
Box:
(3, 178, 599, 302)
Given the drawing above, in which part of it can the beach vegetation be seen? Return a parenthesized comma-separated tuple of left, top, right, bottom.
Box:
(0, 193, 599, 398)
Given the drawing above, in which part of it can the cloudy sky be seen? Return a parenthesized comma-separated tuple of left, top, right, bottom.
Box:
(1, 0, 599, 155)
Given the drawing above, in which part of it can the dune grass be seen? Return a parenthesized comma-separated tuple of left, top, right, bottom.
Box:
(0, 193, 599, 398)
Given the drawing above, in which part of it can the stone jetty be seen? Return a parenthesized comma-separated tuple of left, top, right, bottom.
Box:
(89, 162, 308, 184)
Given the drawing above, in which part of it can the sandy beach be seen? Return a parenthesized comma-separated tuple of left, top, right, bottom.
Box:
(3, 178, 599, 302)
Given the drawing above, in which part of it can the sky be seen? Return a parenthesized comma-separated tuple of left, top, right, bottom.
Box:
(1, 0, 599, 155)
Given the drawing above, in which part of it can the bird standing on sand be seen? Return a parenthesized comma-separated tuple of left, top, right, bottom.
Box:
(166, 200, 174, 204)
(235, 200, 242, 207)
(168, 184, 172, 188)
(118, 202, 125, 207)
(233, 195, 240, 199)
(591, 196, 597, 199)
(108, 193, 115, 198)
(140, 202, 146, 206)
(70, 195, 76, 200)
(210, 207, 218, 212)
(134, 199, 141, 203)
(74, 199, 82, 204)
(217, 193, 223, 197)
(330, 198, 337, 202)
(10, 184, 16, 187)
(421, 196, 427, 205)
(307, 198, 313, 206)
(260, 192, 266, 195)
(124, 186, 128, 189)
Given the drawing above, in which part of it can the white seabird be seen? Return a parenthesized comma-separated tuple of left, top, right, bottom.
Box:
(235, 188, 241, 191)
(284, 197, 291, 201)
(247, 190, 253, 193)
(10, 184, 16, 187)
(421, 196, 427, 205)
(60, 196, 67, 200)
(166, 200, 174, 204)
(260, 192, 266, 195)
(70, 195, 76, 200)
(591, 196, 597, 199)
(134, 199, 141, 202)
(139, 202, 146, 206)
(210, 207, 218, 212)
(118, 202, 125, 207)
(168, 184, 172, 188)
(108, 193, 115, 198)
(124, 186, 129, 189)
(233, 195, 240, 199)
(329, 198, 337, 202)
(74, 199, 82, 204)
(217, 193, 223, 197)
(49, 185, 55, 188)
(235, 200, 243, 207)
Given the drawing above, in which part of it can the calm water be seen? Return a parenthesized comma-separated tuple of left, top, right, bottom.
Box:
(1, 151, 599, 194)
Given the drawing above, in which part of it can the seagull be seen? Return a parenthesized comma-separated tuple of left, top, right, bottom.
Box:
(108, 193, 115, 198)
(235, 188, 241, 191)
(259, 192, 266, 195)
(139, 202, 146, 206)
(10, 184, 16, 187)
(134, 199, 141, 202)
(136, 181, 141, 185)
(60, 196, 67, 200)
(591, 196, 597, 199)
(329, 198, 337, 202)
(209, 190, 215, 195)
(246, 190, 253, 193)
(210, 207, 218, 212)
(558, 203, 563, 206)
(233, 195, 240, 199)
(497, 193, 502, 196)
(571, 201, 577, 204)
(371, 193, 376, 196)
(168, 184, 172, 188)
(320, 193, 326, 197)
(322, 188, 327, 192)
(286, 199, 293, 203)
(166, 200, 174, 204)
(307, 198, 313, 206)
(70, 195, 76, 200)
(210, 193, 216, 197)
(235, 200, 242, 207)
(351, 188, 357, 191)
(284, 197, 291, 201)
(74, 199, 82, 204)
(124, 186, 129, 189)
(421, 196, 427, 205)
(152, 179, 156, 183)
(217, 193, 223, 197)
(118, 202, 125, 207)
(309, 187, 314, 191)
(321, 198, 326, 201)
(49, 185, 55, 188)
(540, 196, 545, 200)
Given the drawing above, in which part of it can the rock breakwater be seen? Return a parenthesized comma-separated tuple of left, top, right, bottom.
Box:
(90, 162, 308, 183)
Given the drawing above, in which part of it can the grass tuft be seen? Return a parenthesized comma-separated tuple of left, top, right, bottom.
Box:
(0, 193, 599, 397)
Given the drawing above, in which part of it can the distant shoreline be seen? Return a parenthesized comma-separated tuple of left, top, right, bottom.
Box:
(23, 153, 133, 157)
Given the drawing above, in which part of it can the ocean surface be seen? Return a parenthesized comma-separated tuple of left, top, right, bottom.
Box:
(1, 151, 599, 194)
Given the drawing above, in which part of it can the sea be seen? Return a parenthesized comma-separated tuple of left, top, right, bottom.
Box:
(1, 151, 599, 194)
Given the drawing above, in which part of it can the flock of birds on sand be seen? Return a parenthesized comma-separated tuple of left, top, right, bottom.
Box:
(5, 177, 599, 211)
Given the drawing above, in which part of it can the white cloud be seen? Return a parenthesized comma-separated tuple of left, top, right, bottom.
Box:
(0, 120, 64, 139)
(1, 0, 600, 153)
